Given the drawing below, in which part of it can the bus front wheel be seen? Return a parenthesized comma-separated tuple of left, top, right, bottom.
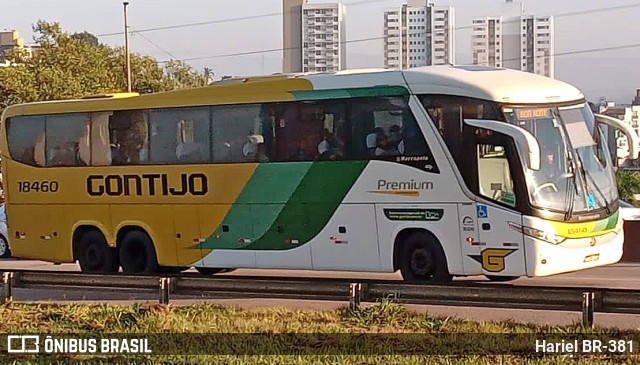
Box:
(399, 232, 452, 284)
(76, 230, 119, 273)
(485, 275, 520, 282)
(119, 230, 159, 274)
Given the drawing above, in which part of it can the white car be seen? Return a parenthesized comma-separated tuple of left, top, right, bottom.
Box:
(619, 200, 640, 221)
(0, 203, 10, 258)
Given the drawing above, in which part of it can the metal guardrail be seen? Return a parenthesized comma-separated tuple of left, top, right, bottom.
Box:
(2, 270, 640, 327)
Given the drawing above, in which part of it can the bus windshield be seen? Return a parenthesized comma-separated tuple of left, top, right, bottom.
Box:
(503, 103, 617, 215)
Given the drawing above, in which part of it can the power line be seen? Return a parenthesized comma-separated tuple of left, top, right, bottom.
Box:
(157, 41, 640, 65)
(96, 1, 640, 38)
(96, 0, 395, 37)
(153, 2, 640, 64)
(131, 30, 179, 60)
(454, 2, 640, 31)
(500, 43, 640, 63)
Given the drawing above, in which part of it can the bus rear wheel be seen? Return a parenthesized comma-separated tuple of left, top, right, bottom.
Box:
(399, 232, 452, 284)
(77, 230, 119, 273)
(159, 266, 189, 274)
(119, 230, 159, 274)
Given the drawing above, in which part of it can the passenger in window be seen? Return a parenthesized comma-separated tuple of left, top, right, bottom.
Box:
(366, 127, 385, 156)
(110, 142, 124, 165)
(317, 129, 344, 161)
(299, 105, 325, 157)
(388, 125, 402, 149)
(242, 134, 264, 161)
(115, 110, 147, 164)
(540, 145, 560, 180)
(21, 146, 36, 166)
(375, 133, 400, 157)
(50, 142, 77, 166)
(292, 139, 310, 161)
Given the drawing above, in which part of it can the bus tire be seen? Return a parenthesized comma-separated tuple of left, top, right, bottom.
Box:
(399, 232, 452, 284)
(76, 230, 119, 273)
(159, 266, 189, 274)
(196, 267, 231, 276)
(485, 275, 520, 282)
(119, 230, 159, 274)
(0, 235, 11, 259)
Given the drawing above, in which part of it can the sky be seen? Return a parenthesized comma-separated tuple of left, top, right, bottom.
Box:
(2, 0, 640, 103)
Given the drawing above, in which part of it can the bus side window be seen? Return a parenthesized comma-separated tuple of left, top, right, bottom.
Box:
(45, 113, 87, 167)
(6, 115, 46, 167)
(211, 104, 269, 163)
(90, 112, 113, 166)
(477, 140, 516, 208)
(109, 110, 149, 165)
(351, 96, 430, 161)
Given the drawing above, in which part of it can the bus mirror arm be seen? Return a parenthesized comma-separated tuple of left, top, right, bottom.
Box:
(594, 113, 639, 159)
(464, 119, 541, 171)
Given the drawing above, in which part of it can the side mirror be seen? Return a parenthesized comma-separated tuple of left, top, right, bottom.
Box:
(464, 119, 541, 171)
(595, 113, 639, 159)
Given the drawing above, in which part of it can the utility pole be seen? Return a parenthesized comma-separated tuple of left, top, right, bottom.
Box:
(123, 2, 132, 92)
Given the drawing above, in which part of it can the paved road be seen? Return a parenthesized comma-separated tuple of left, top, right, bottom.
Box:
(2, 259, 639, 329)
(2, 258, 639, 288)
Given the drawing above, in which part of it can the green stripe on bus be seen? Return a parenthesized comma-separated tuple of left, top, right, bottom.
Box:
(243, 160, 368, 250)
(198, 163, 312, 250)
(605, 211, 619, 230)
(292, 86, 409, 101)
(198, 160, 368, 251)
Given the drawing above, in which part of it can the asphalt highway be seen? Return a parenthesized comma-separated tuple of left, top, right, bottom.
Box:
(1, 259, 639, 329)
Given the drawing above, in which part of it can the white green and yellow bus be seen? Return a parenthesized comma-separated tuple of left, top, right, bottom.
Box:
(1, 65, 636, 283)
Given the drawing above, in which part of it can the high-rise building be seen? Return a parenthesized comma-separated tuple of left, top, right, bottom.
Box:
(383, 0, 455, 69)
(283, 0, 307, 73)
(301, 3, 346, 72)
(471, 0, 554, 77)
(0, 30, 31, 66)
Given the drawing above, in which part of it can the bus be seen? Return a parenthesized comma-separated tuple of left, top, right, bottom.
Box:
(1, 65, 636, 283)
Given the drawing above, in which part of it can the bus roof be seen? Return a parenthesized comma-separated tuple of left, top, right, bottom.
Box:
(402, 65, 584, 105)
(2, 65, 584, 118)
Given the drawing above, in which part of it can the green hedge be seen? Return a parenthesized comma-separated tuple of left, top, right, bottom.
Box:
(616, 170, 640, 206)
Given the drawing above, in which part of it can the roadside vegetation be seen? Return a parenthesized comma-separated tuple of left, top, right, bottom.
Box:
(617, 170, 640, 206)
(0, 300, 637, 364)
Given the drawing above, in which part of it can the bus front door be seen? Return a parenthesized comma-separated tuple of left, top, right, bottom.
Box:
(458, 203, 482, 275)
(476, 204, 526, 277)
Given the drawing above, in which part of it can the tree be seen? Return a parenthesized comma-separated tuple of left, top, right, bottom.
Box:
(0, 20, 208, 113)
(70, 31, 99, 47)
(616, 171, 640, 206)
(203, 67, 214, 85)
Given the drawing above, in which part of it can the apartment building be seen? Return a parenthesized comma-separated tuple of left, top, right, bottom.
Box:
(471, 0, 554, 77)
(301, 3, 346, 72)
(384, 0, 455, 69)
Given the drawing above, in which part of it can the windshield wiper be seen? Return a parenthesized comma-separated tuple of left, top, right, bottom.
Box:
(574, 150, 611, 215)
(564, 151, 578, 221)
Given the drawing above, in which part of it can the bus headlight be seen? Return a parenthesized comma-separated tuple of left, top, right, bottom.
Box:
(509, 222, 566, 244)
(522, 226, 566, 245)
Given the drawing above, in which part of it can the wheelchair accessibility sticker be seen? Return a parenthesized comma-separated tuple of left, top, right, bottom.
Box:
(477, 205, 488, 219)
